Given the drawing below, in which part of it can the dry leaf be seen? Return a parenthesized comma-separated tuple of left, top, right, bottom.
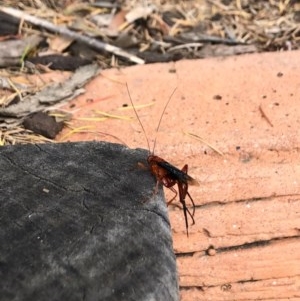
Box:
(48, 36, 73, 53)
(125, 5, 156, 23)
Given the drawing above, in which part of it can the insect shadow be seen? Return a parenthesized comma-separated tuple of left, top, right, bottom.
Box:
(126, 83, 198, 237)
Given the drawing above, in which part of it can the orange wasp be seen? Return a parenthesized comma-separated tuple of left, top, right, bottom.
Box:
(126, 84, 198, 236)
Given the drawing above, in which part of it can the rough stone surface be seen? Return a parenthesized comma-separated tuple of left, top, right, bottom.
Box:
(0, 142, 179, 301)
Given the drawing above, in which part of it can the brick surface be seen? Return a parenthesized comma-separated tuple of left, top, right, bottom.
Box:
(57, 51, 300, 300)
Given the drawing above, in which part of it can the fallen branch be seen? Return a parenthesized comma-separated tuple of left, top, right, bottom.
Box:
(0, 7, 145, 65)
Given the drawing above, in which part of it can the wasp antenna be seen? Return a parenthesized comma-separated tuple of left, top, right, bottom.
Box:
(126, 83, 151, 154)
(152, 87, 177, 154)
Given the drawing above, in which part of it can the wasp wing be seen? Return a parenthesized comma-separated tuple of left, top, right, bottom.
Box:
(156, 160, 198, 185)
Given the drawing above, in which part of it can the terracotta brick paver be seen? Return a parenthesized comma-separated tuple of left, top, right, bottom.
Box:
(57, 51, 300, 300)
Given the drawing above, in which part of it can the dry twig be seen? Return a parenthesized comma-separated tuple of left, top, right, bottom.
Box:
(0, 7, 145, 65)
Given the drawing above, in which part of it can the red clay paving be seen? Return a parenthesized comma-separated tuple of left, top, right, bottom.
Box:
(57, 51, 300, 301)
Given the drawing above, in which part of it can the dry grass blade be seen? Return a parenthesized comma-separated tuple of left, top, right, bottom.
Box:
(6, 78, 23, 102)
(59, 125, 128, 146)
(118, 102, 155, 111)
(0, 93, 18, 107)
(94, 110, 132, 120)
(0, 127, 54, 145)
(59, 125, 95, 141)
(184, 131, 224, 156)
(76, 117, 108, 122)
